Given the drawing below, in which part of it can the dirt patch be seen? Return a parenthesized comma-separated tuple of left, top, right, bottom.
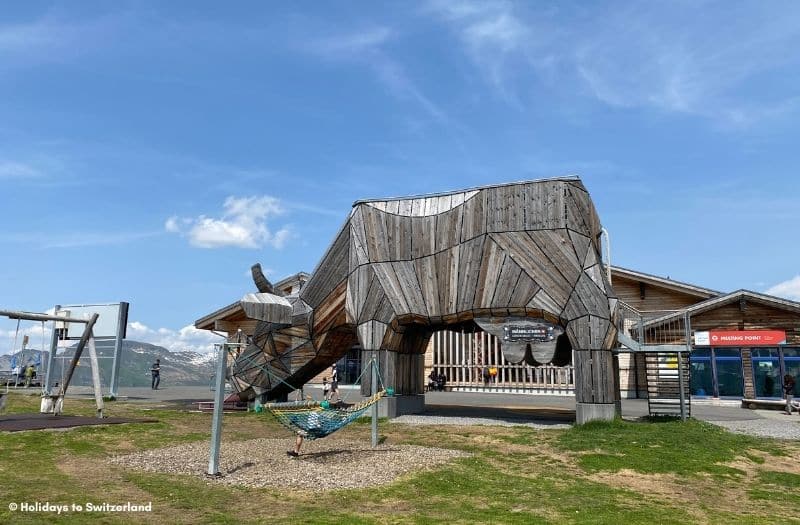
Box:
(588, 469, 701, 504)
(743, 449, 800, 475)
(109, 436, 470, 491)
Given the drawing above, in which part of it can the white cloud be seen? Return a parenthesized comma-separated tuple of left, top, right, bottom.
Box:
(0, 161, 42, 179)
(127, 321, 153, 336)
(0, 12, 127, 66)
(0, 318, 222, 356)
(310, 26, 394, 56)
(126, 321, 222, 354)
(304, 26, 447, 123)
(0, 321, 52, 355)
(427, 1, 800, 126)
(426, 0, 545, 101)
(766, 276, 800, 302)
(164, 216, 181, 233)
(166, 195, 291, 249)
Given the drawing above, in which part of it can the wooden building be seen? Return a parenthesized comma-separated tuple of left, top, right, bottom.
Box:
(310, 266, 800, 404)
(195, 178, 800, 415)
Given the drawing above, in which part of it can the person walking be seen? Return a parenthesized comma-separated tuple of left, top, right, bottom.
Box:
(151, 359, 161, 390)
(783, 373, 796, 415)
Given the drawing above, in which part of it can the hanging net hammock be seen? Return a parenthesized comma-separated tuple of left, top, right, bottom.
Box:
(228, 337, 388, 440)
(265, 390, 385, 440)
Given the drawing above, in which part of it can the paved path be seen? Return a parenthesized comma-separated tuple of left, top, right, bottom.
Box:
(57, 384, 799, 438)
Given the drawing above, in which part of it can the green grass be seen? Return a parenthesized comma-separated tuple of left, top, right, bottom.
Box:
(556, 418, 782, 476)
(1, 392, 799, 524)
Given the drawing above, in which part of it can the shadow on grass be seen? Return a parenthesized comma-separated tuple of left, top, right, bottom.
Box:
(300, 447, 403, 460)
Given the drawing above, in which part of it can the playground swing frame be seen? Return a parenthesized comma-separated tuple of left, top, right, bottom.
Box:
(0, 309, 105, 418)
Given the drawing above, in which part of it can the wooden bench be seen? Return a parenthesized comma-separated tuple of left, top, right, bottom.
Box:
(741, 398, 790, 410)
(197, 401, 248, 412)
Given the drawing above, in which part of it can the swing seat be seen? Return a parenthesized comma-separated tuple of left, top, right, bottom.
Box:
(265, 391, 385, 440)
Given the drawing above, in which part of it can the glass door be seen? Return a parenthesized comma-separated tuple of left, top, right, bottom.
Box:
(783, 347, 800, 397)
(690, 348, 713, 397)
(715, 348, 744, 397)
(751, 348, 781, 398)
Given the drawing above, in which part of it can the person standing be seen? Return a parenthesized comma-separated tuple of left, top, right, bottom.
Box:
(783, 373, 796, 415)
(151, 359, 161, 390)
(322, 377, 331, 400)
(24, 364, 34, 387)
(329, 363, 340, 402)
(11, 363, 20, 387)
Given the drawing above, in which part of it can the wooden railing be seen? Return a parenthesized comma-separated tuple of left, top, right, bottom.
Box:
(427, 330, 575, 394)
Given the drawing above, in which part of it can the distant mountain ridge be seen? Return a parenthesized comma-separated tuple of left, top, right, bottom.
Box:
(0, 340, 216, 387)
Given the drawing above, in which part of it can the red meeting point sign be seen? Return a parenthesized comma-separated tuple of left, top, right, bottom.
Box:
(709, 330, 786, 346)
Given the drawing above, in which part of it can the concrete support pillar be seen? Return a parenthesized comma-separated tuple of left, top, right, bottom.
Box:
(361, 350, 425, 418)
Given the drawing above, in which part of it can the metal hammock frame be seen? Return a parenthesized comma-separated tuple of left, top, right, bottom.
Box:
(232, 349, 386, 440)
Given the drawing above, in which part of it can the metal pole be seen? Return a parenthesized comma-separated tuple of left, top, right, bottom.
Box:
(109, 302, 129, 399)
(208, 343, 228, 476)
(601, 227, 612, 284)
(677, 351, 687, 422)
(58, 313, 99, 396)
(86, 334, 105, 419)
(371, 353, 378, 448)
(43, 305, 61, 396)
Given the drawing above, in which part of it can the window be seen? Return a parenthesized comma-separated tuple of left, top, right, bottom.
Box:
(690, 347, 743, 397)
(753, 347, 800, 398)
(690, 349, 712, 397)
(335, 345, 363, 385)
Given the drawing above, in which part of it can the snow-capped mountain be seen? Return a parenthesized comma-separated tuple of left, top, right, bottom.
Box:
(0, 340, 217, 387)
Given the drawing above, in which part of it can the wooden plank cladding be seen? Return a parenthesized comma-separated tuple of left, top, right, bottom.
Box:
(205, 177, 619, 414)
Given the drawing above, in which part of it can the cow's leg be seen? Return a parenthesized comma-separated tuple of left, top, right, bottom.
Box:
(567, 315, 619, 424)
(357, 321, 429, 417)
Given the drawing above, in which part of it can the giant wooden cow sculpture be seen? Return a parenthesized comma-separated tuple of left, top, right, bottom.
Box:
(230, 177, 619, 423)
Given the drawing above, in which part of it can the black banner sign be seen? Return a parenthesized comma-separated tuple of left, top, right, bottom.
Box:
(503, 324, 555, 343)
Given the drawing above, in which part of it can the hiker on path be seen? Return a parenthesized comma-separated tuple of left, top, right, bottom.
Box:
(151, 359, 161, 390)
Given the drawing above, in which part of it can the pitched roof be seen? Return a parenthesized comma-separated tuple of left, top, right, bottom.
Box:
(643, 289, 800, 328)
(194, 301, 244, 330)
(274, 271, 311, 292)
(610, 265, 721, 299)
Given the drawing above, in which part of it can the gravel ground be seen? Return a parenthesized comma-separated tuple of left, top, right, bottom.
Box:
(109, 437, 469, 491)
(708, 417, 800, 440)
(391, 414, 570, 429)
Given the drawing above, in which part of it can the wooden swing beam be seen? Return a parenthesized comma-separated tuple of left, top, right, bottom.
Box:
(0, 309, 102, 417)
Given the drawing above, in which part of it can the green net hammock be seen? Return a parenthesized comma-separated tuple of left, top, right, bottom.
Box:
(265, 390, 385, 440)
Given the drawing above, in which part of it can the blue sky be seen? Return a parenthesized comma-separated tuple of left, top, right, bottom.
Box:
(2, 1, 800, 355)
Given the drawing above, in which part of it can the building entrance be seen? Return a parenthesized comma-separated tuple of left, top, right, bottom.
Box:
(690, 347, 744, 398)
